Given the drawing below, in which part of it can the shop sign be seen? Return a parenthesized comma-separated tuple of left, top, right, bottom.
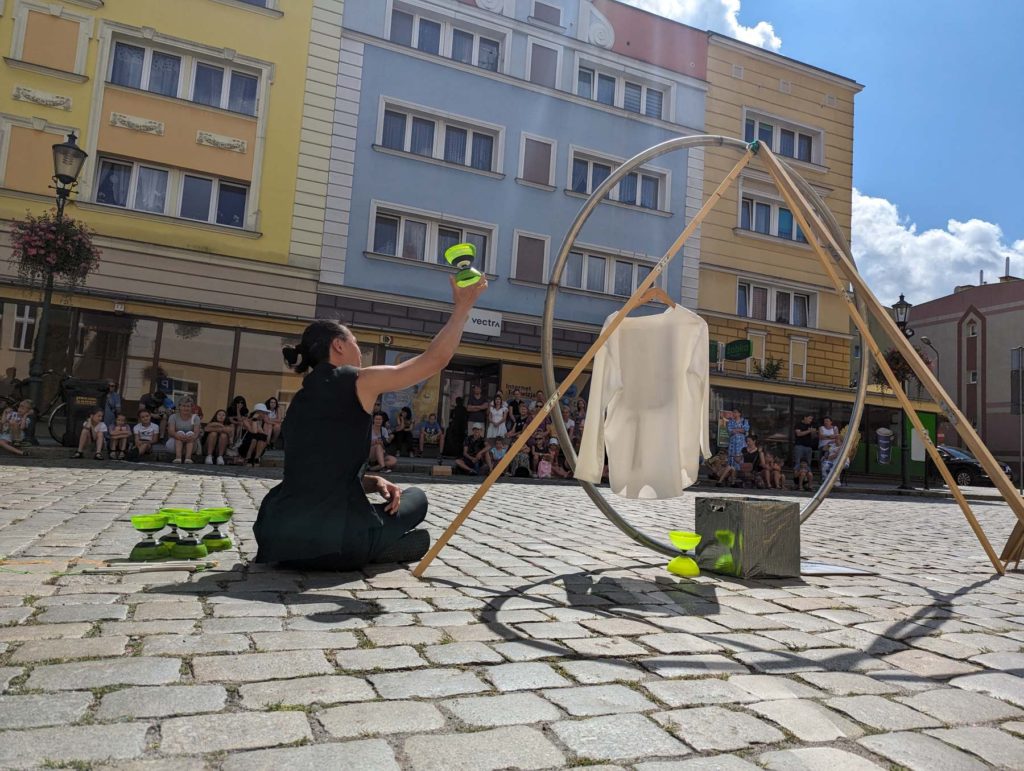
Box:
(465, 308, 502, 336)
(724, 339, 753, 360)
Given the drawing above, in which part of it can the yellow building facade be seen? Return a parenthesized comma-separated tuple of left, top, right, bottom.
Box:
(0, 0, 343, 414)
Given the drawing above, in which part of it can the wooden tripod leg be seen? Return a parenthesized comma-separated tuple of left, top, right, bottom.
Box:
(411, 149, 755, 578)
(760, 147, 1006, 575)
(1001, 521, 1024, 569)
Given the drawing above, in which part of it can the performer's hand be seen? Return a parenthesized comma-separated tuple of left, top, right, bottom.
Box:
(375, 477, 402, 515)
(451, 275, 488, 313)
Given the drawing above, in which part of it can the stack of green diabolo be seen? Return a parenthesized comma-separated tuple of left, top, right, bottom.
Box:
(127, 507, 234, 561)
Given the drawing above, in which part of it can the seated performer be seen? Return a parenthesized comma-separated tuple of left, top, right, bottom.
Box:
(253, 276, 487, 570)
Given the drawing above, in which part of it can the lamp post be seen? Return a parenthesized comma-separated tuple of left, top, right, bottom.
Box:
(892, 293, 914, 490)
(26, 132, 88, 442)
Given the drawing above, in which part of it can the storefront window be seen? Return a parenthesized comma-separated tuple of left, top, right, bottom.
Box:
(749, 392, 791, 458)
(159, 323, 235, 413)
(124, 319, 159, 402)
(234, 331, 303, 415)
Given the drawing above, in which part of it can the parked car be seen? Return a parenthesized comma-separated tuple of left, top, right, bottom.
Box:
(935, 445, 1015, 487)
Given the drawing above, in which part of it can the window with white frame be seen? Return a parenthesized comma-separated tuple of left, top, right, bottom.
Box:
(95, 157, 248, 228)
(371, 207, 491, 269)
(740, 194, 806, 242)
(532, 1, 562, 26)
(528, 41, 559, 88)
(520, 135, 555, 186)
(744, 112, 820, 164)
(571, 152, 663, 210)
(737, 280, 811, 327)
(747, 331, 766, 375)
(789, 338, 808, 382)
(12, 304, 36, 351)
(514, 233, 548, 283)
(389, 9, 501, 72)
(108, 39, 259, 115)
(968, 370, 978, 384)
(379, 104, 499, 173)
(561, 249, 662, 297)
(577, 65, 665, 119)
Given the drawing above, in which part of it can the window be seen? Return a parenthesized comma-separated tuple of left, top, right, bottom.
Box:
(570, 151, 664, 210)
(12, 304, 36, 351)
(747, 332, 766, 375)
(738, 281, 812, 328)
(529, 42, 558, 88)
(561, 249, 660, 296)
(110, 42, 182, 98)
(968, 370, 978, 384)
(576, 65, 665, 119)
(514, 234, 547, 283)
(378, 104, 499, 173)
(371, 207, 491, 269)
(521, 136, 554, 186)
(390, 9, 502, 72)
(744, 113, 819, 164)
(790, 339, 808, 382)
(533, 1, 562, 26)
(740, 195, 807, 241)
(94, 156, 248, 228)
(967, 321, 978, 337)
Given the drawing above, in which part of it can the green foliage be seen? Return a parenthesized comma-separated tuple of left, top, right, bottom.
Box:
(9, 209, 100, 288)
(754, 355, 783, 380)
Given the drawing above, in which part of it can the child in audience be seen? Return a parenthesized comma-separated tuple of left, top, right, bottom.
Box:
(133, 410, 160, 458)
(795, 459, 814, 491)
(203, 409, 232, 465)
(108, 414, 132, 459)
(550, 440, 573, 479)
(10, 400, 33, 444)
(0, 406, 28, 457)
(74, 409, 107, 459)
(240, 403, 272, 467)
(264, 397, 283, 448)
(490, 436, 508, 474)
(416, 412, 444, 457)
(367, 412, 397, 472)
(536, 449, 553, 479)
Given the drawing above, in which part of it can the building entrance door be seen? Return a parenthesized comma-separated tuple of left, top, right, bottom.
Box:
(439, 360, 499, 431)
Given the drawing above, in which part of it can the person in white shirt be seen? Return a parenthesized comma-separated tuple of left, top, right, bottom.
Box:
(486, 393, 508, 440)
(133, 410, 160, 458)
(73, 409, 107, 460)
(166, 399, 201, 464)
(817, 416, 838, 460)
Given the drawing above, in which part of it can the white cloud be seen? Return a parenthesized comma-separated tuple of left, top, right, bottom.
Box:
(619, 0, 782, 51)
(851, 188, 1024, 305)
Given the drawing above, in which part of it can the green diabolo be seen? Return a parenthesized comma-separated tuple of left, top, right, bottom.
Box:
(444, 242, 483, 287)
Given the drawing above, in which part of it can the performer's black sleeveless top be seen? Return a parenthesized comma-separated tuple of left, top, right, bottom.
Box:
(254, 363, 381, 563)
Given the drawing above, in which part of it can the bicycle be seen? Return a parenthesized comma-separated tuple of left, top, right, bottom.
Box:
(3, 371, 72, 444)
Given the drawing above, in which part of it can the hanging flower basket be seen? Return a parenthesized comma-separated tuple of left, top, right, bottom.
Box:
(872, 346, 930, 391)
(9, 209, 101, 289)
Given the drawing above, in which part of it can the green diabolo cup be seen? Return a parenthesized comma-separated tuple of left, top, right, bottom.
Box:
(444, 242, 483, 287)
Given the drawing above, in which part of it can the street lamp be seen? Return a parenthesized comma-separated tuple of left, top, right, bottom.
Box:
(26, 132, 88, 442)
(892, 293, 914, 490)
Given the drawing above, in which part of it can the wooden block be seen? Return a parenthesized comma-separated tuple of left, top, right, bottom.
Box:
(695, 496, 800, 578)
(431, 465, 452, 477)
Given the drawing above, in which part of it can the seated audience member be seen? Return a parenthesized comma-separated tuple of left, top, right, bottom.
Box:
(549, 439, 573, 479)
(372, 401, 390, 428)
(263, 397, 284, 448)
(133, 410, 160, 459)
(820, 440, 849, 485)
(490, 436, 508, 474)
(166, 399, 201, 464)
(795, 459, 814, 491)
(416, 412, 444, 457)
(73, 409, 107, 460)
(367, 413, 396, 472)
(536, 448, 553, 479)
(764, 450, 785, 490)
(506, 390, 524, 424)
(707, 449, 737, 487)
(391, 406, 414, 458)
(203, 409, 232, 465)
(454, 426, 489, 475)
(0, 406, 28, 457)
(10, 399, 33, 444)
(225, 396, 249, 445)
(559, 405, 576, 438)
(507, 437, 533, 478)
(240, 404, 273, 467)
(108, 414, 132, 460)
(573, 397, 587, 422)
(507, 402, 529, 442)
(528, 429, 549, 473)
(741, 436, 766, 488)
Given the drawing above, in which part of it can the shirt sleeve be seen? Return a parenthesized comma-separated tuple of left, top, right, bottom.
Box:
(576, 315, 621, 483)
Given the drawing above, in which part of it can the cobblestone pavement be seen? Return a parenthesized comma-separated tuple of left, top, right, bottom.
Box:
(1, 459, 1023, 770)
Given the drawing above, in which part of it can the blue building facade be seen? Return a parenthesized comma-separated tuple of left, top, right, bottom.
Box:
(317, 0, 710, 415)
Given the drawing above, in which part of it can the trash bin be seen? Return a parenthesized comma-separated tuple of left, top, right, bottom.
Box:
(695, 496, 800, 578)
(61, 378, 110, 447)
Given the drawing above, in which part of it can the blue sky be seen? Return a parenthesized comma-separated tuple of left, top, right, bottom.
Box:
(622, 0, 1024, 303)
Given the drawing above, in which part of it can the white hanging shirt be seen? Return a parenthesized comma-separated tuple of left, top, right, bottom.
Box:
(576, 305, 710, 499)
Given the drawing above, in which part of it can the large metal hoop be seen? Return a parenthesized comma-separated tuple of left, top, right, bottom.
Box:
(540, 135, 871, 557)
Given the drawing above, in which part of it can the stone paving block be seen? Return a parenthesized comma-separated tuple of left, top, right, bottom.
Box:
(563, 635, 649, 658)
(636, 632, 724, 654)
(0, 622, 92, 641)
(925, 725, 1024, 767)
(897, 686, 1024, 724)
(404, 725, 564, 770)
(648, 616, 731, 635)
(192, 650, 332, 682)
(970, 651, 1024, 675)
(516, 621, 593, 639)
(0, 692, 93, 729)
(733, 650, 825, 674)
(797, 671, 901, 695)
(96, 684, 227, 719)
(551, 713, 688, 762)
(561, 658, 647, 684)
(201, 617, 283, 633)
(491, 639, 573, 661)
(0, 607, 33, 625)
(444, 623, 518, 642)
(363, 625, 444, 647)
(377, 598, 434, 613)
(796, 647, 892, 672)
(142, 632, 249, 655)
(949, 671, 1024, 707)
(867, 667, 944, 692)
(160, 711, 312, 754)
(132, 601, 205, 620)
(641, 654, 748, 678)
(580, 617, 662, 636)
(0, 723, 149, 768)
(238, 674, 375, 708)
(1004, 720, 1024, 737)
(320, 700, 445, 738)
(26, 656, 181, 691)
(817, 627, 908, 655)
(35, 603, 127, 623)
(9, 635, 128, 663)
(642, 678, 759, 707)
(210, 600, 287, 617)
(758, 747, 883, 770)
(709, 632, 789, 652)
(542, 684, 656, 716)
(101, 620, 197, 636)
(35, 592, 122, 606)
(859, 731, 988, 771)
(750, 699, 864, 742)
(483, 662, 571, 691)
(423, 641, 503, 665)
(653, 706, 784, 751)
(0, 666, 20, 690)
(250, 630, 357, 651)
(444, 692, 560, 727)
(826, 694, 941, 730)
(417, 610, 476, 626)
(335, 644, 427, 671)
(883, 648, 981, 679)
(221, 739, 399, 771)
(635, 758, 757, 771)
(370, 667, 489, 699)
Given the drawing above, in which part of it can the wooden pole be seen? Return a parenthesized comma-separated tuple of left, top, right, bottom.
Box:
(412, 149, 755, 577)
(759, 145, 1007, 574)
